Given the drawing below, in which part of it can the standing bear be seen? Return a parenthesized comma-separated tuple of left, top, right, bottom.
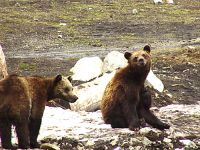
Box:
(101, 45, 170, 130)
(0, 74, 78, 149)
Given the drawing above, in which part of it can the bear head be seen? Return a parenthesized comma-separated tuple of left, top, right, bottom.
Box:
(51, 75, 78, 103)
(124, 45, 151, 71)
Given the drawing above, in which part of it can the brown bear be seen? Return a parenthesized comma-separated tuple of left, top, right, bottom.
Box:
(101, 45, 170, 131)
(0, 74, 78, 149)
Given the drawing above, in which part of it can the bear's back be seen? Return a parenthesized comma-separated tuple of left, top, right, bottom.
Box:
(0, 75, 27, 94)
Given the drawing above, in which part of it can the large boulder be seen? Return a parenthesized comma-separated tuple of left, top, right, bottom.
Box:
(102, 51, 127, 73)
(70, 57, 103, 82)
(71, 72, 116, 111)
(145, 70, 164, 92)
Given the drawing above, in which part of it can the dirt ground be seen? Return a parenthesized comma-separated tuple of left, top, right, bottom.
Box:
(0, 0, 200, 106)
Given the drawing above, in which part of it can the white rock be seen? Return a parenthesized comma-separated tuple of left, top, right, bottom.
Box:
(163, 137, 172, 143)
(153, 0, 163, 4)
(132, 9, 138, 15)
(166, 0, 174, 4)
(0, 45, 8, 78)
(70, 57, 103, 82)
(59, 23, 67, 26)
(139, 127, 152, 135)
(142, 137, 152, 146)
(180, 139, 192, 145)
(180, 139, 197, 149)
(187, 46, 195, 50)
(71, 72, 116, 111)
(58, 34, 62, 38)
(146, 70, 164, 92)
(102, 51, 127, 73)
(86, 140, 95, 146)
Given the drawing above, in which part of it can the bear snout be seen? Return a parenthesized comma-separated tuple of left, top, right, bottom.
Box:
(69, 95, 78, 103)
(138, 58, 145, 66)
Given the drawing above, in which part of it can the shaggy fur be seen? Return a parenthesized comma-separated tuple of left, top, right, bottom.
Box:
(0, 74, 78, 149)
(101, 45, 170, 131)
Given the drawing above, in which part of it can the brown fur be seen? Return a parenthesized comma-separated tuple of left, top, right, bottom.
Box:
(101, 45, 170, 131)
(0, 74, 78, 149)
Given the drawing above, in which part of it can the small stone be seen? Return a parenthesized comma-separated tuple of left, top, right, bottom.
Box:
(15, 2, 20, 7)
(130, 138, 140, 145)
(180, 139, 198, 149)
(166, 93, 173, 98)
(77, 143, 84, 150)
(111, 137, 119, 146)
(86, 140, 95, 146)
(139, 127, 153, 135)
(121, 141, 129, 148)
(132, 9, 138, 15)
(142, 137, 152, 146)
(113, 147, 121, 150)
(163, 137, 172, 143)
(166, 0, 174, 4)
(134, 146, 143, 150)
(139, 127, 163, 141)
(34, 18, 39, 21)
(59, 23, 67, 26)
(58, 35, 63, 38)
(40, 143, 60, 150)
(153, 0, 163, 4)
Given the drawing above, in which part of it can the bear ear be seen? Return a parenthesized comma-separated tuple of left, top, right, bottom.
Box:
(124, 52, 132, 60)
(67, 76, 72, 83)
(54, 74, 62, 84)
(143, 45, 151, 53)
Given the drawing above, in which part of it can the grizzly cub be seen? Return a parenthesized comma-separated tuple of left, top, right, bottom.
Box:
(0, 74, 78, 149)
(101, 45, 170, 131)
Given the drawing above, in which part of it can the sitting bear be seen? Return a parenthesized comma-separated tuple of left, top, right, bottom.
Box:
(101, 45, 170, 131)
(0, 74, 78, 149)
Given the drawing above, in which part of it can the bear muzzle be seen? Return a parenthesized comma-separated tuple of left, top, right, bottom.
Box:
(137, 58, 145, 66)
(68, 95, 78, 103)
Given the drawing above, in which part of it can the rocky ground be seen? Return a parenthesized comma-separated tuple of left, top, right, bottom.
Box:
(8, 105, 200, 150)
(38, 104, 200, 150)
(0, 0, 200, 149)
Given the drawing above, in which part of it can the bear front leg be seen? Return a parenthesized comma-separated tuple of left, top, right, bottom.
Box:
(15, 122, 30, 149)
(140, 108, 170, 130)
(0, 121, 13, 149)
(29, 117, 42, 148)
(139, 88, 170, 130)
(122, 100, 140, 131)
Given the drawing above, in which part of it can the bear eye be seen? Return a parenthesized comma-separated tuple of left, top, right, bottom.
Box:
(134, 56, 138, 61)
(65, 87, 70, 92)
(142, 54, 146, 57)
